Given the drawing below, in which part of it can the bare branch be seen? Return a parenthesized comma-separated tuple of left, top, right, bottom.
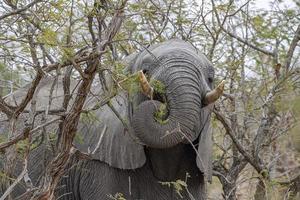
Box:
(14, 72, 43, 117)
(26, 30, 44, 75)
(32, 4, 127, 198)
(211, 0, 275, 57)
(0, 97, 14, 117)
(214, 109, 265, 175)
(43, 50, 106, 72)
(0, 159, 29, 200)
(0, 117, 61, 151)
(70, 60, 88, 79)
(221, 27, 275, 56)
(0, 0, 43, 21)
(285, 24, 300, 71)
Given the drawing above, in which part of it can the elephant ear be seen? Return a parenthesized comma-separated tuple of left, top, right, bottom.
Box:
(76, 92, 146, 169)
(75, 54, 146, 169)
(196, 104, 213, 183)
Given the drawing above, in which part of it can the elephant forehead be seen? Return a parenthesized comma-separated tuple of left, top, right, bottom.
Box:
(151, 40, 196, 56)
(133, 39, 212, 74)
(144, 42, 198, 63)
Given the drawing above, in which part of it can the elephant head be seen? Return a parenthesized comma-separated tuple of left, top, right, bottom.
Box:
(130, 40, 223, 150)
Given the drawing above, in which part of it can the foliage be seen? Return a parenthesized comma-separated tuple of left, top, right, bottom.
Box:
(0, 0, 299, 199)
(119, 73, 140, 99)
(107, 193, 127, 200)
(154, 103, 169, 125)
(80, 111, 100, 125)
(74, 132, 84, 145)
(159, 176, 190, 198)
(150, 79, 166, 95)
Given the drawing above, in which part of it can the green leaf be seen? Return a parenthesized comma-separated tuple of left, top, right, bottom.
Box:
(74, 132, 84, 144)
(80, 111, 99, 125)
(253, 15, 264, 28)
(38, 28, 58, 46)
(154, 103, 169, 125)
(61, 46, 75, 61)
(150, 79, 166, 95)
(107, 193, 127, 200)
(119, 73, 140, 99)
(159, 178, 188, 198)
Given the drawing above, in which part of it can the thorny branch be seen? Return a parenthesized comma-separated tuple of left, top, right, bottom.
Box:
(0, 0, 44, 21)
(211, 0, 275, 57)
(213, 109, 265, 175)
(14, 72, 44, 117)
(0, 0, 299, 199)
(0, 117, 61, 152)
(210, 1, 300, 197)
(31, 2, 127, 199)
(0, 97, 14, 117)
(0, 158, 30, 200)
(284, 24, 300, 72)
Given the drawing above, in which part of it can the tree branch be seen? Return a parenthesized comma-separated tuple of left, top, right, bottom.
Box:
(0, 0, 43, 21)
(32, 3, 127, 198)
(0, 158, 29, 200)
(14, 72, 43, 117)
(211, 0, 275, 57)
(284, 24, 300, 71)
(0, 117, 61, 151)
(221, 27, 275, 56)
(0, 97, 14, 117)
(214, 109, 265, 175)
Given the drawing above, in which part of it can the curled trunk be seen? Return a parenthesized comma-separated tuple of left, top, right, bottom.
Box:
(132, 58, 206, 148)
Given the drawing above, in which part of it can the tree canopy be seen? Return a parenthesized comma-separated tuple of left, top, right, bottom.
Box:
(0, 0, 299, 199)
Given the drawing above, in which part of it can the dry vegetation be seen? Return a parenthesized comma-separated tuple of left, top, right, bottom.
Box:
(0, 0, 299, 199)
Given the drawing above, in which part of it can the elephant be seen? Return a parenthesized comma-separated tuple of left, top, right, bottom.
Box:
(0, 39, 224, 200)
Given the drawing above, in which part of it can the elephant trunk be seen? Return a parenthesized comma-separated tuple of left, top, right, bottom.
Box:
(132, 58, 206, 148)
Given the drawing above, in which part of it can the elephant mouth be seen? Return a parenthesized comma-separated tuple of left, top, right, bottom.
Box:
(152, 86, 169, 123)
(138, 70, 170, 123)
(132, 66, 224, 149)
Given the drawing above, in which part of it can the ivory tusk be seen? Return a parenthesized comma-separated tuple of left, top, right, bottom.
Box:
(203, 80, 225, 105)
(137, 70, 153, 99)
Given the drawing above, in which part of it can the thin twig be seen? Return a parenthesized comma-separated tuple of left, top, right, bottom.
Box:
(0, 0, 44, 21)
(0, 159, 29, 200)
(214, 109, 264, 174)
(0, 117, 61, 151)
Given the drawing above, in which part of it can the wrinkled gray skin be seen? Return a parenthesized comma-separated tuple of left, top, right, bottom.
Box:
(0, 39, 215, 200)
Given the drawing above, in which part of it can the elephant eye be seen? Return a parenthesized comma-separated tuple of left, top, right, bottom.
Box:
(142, 69, 148, 75)
(208, 77, 213, 83)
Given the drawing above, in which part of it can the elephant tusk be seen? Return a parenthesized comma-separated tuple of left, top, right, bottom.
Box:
(203, 80, 225, 105)
(137, 70, 153, 99)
